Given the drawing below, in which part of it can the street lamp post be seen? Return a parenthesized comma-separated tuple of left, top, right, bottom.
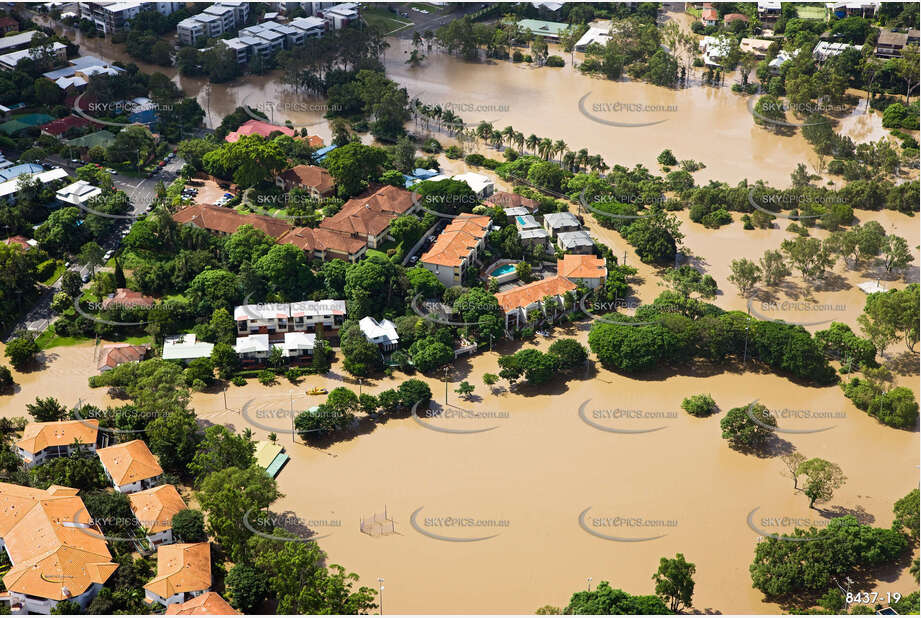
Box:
(587, 577, 592, 592)
(378, 578, 384, 615)
(443, 366, 450, 404)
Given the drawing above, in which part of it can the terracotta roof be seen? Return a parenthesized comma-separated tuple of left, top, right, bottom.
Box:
(320, 185, 414, 238)
(3, 235, 32, 250)
(0, 484, 117, 601)
(173, 204, 291, 238)
(420, 214, 490, 268)
(701, 7, 718, 20)
(144, 543, 212, 599)
(306, 135, 324, 148)
(278, 226, 367, 257)
(101, 288, 156, 310)
(724, 12, 749, 22)
(128, 485, 187, 535)
(493, 275, 577, 312)
(225, 119, 295, 143)
(41, 115, 91, 136)
(558, 254, 607, 280)
(165, 592, 239, 615)
(97, 343, 149, 371)
(97, 440, 163, 486)
(483, 191, 538, 210)
(278, 165, 334, 195)
(0, 17, 18, 28)
(15, 420, 99, 457)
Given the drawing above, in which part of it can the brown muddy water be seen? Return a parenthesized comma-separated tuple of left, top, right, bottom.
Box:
(9, 17, 915, 615)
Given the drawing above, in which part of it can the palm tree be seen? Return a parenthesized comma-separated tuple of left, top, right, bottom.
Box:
(576, 148, 589, 171)
(552, 139, 567, 163)
(538, 138, 552, 160)
(525, 133, 539, 155)
(562, 151, 576, 172)
(490, 129, 504, 150)
(476, 121, 494, 145)
(514, 131, 525, 152)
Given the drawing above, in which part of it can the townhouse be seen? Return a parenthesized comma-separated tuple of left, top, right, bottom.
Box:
(14, 419, 99, 468)
(359, 316, 399, 353)
(493, 275, 578, 331)
(557, 254, 607, 289)
(128, 484, 188, 547)
(0, 483, 117, 614)
(276, 164, 335, 197)
(96, 440, 163, 494)
(419, 214, 491, 287)
(319, 185, 417, 250)
(165, 592, 239, 615)
(144, 542, 212, 607)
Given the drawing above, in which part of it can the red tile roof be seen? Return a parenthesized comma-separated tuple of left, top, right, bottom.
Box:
(278, 165, 334, 195)
(225, 119, 294, 143)
(166, 592, 239, 615)
(97, 343, 150, 371)
(101, 288, 156, 310)
(319, 185, 414, 238)
(557, 254, 607, 280)
(483, 191, 538, 211)
(420, 214, 490, 268)
(3, 235, 33, 250)
(173, 204, 291, 238)
(278, 226, 367, 257)
(41, 115, 91, 136)
(493, 275, 577, 313)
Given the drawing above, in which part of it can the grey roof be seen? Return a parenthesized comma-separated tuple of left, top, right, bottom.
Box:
(519, 228, 549, 240)
(543, 211, 580, 229)
(556, 230, 594, 249)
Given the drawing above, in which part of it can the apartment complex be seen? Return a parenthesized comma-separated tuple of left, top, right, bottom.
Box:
(14, 419, 99, 468)
(97, 440, 163, 494)
(144, 543, 212, 607)
(176, 2, 250, 46)
(419, 214, 491, 287)
(78, 2, 182, 34)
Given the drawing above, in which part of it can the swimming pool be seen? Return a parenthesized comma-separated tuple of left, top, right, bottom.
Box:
(492, 264, 517, 277)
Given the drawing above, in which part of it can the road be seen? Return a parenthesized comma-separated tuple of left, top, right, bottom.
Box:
(390, 3, 486, 40)
(3, 156, 185, 340)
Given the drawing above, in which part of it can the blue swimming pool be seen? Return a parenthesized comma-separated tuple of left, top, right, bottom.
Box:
(492, 264, 516, 277)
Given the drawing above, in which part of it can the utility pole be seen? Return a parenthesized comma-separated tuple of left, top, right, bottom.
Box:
(378, 578, 384, 615)
(443, 366, 449, 405)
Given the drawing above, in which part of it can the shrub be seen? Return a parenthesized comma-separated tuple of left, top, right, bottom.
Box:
(545, 55, 564, 67)
(681, 394, 716, 417)
(445, 145, 462, 159)
(231, 376, 246, 386)
(720, 403, 776, 449)
(257, 370, 276, 386)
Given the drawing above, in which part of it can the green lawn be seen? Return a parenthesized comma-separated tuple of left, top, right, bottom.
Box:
(794, 4, 826, 20)
(361, 7, 412, 34)
(36, 324, 91, 350)
(123, 335, 153, 345)
(41, 261, 67, 286)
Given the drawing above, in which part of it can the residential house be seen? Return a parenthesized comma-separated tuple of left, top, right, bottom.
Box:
(451, 172, 494, 199)
(234, 299, 345, 338)
(739, 38, 772, 59)
(419, 214, 491, 287)
(701, 4, 718, 26)
(97, 343, 150, 372)
(319, 185, 415, 249)
(165, 592, 240, 615)
(0, 169, 68, 204)
(0, 17, 19, 35)
(827, 1, 880, 18)
(542, 211, 581, 238)
(723, 13, 749, 25)
(556, 230, 595, 254)
(172, 204, 291, 238)
(574, 26, 612, 52)
(359, 316, 399, 353)
(875, 29, 920, 58)
(56, 180, 102, 208)
(493, 275, 578, 330)
(14, 420, 99, 468)
(558, 254, 607, 289)
(483, 190, 538, 212)
(768, 48, 798, 73)
(144, 542, 212, 607)
(516, 18, 568, 39)
(128, 484, 188, 547)
(162, 333, 215, 363)
(278, 225, 368, 262)
(3, 235, 37, 251)
(813, 41, 860, 62)
(234, 333, 271, 364)
(0, 42, 67, 70)
(101, 288, 156, 310)
(224, 119, 295, 142)
(97, 440, 163, 493)
(0, 32, 40, 56)
(275, 164, 334, 197)
(0, 483, 117, 614)
(757, 0, 781, 21)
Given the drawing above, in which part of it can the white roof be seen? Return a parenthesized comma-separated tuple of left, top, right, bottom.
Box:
(282, 332, 315, 355)
(758, 0, 782, 9)
(54, 75, 88, 89)
(858, 281, 888, 294)
(543, 211, 580, 229)
(234, 303, 289, 321)
(359, 317, 398, 346)
(452, 172, 494, 195)
(519, 228, 549, 240)
(0, 42, 66, 68)
(162, 333, 214, 360)
(55, 180, 102, 205)
(575, 27, 612, 49)
(289, 299, 346, 318)
(235, 334, 269, 354)
(290, 16, 325, 31)
(0, 31, 41, 53)
(516, 214, 540, 229)
(504, 207, 530, 216)
(0, 168, 69, 200)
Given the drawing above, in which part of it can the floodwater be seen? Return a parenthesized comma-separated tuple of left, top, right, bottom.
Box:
(7, 17, 914, 615)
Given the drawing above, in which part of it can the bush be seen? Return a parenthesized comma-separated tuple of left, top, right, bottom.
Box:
(465, 153, 485, 166)
(445, 145, 462, 159)
(545, 55, 564, 67)
(0, 365, 13, 393)
(720, 403, 776, 449)
(681, 394, 716, 417)
(257, 370, 277, 386)
(512, 50, 523, 62)
(231, 376, 247, 386)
